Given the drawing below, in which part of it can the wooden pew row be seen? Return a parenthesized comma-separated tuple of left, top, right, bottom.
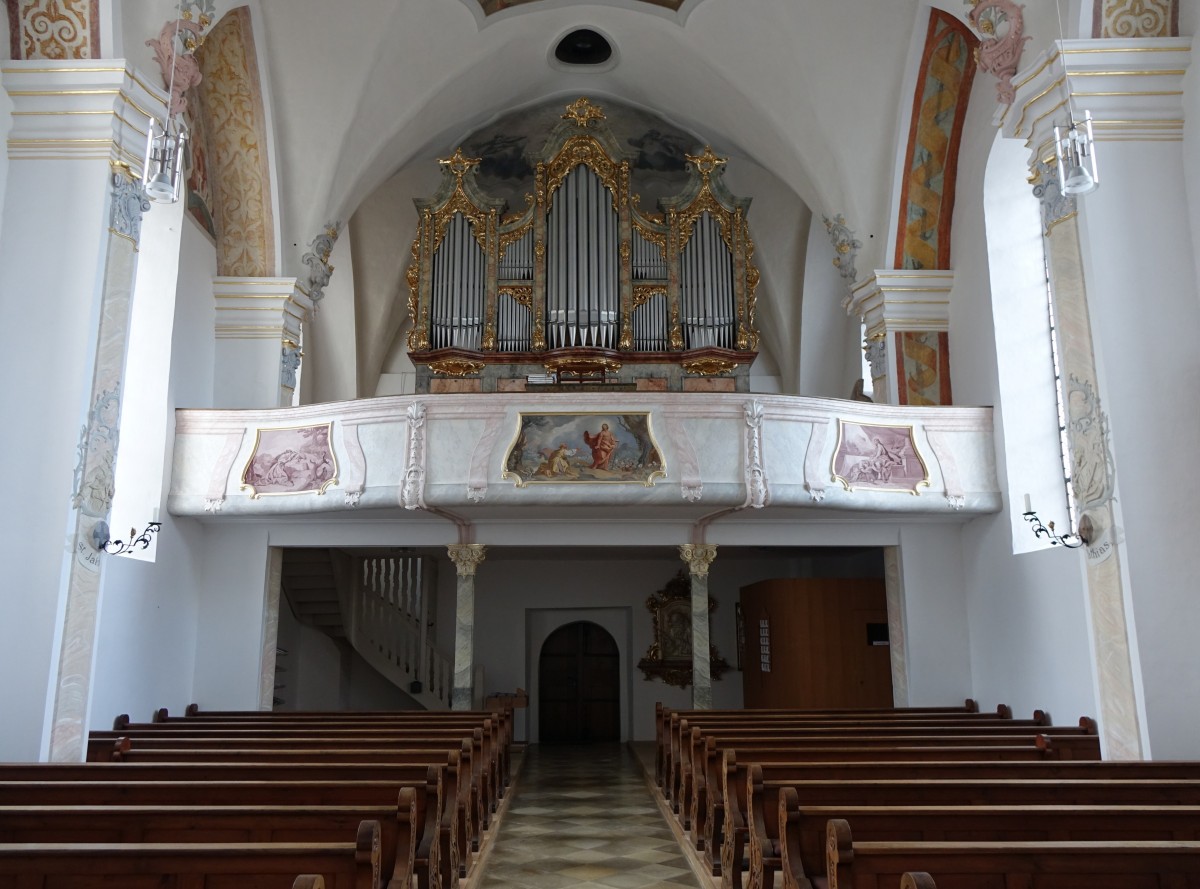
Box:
(654, 701, 1001, 787)
(776, 796, 1200, 889)
(663, 710, 1066, 807)
(0, 797, 420, 889)
(826, 824, 1200, 889)
(685, 735, 1100, 856)
(679, 729, 1100, 839)
(0, 819, 384, 889)
(720, 771, 1200, 889)
(146, 707, 515, 781)
(97, 715, 506, 796)
(103, 741, 485, 864)
(90, 732, 496, 844)
(0, 765, 450, 889)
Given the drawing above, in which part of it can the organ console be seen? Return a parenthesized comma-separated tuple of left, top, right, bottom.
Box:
(407, 97, 760, 392)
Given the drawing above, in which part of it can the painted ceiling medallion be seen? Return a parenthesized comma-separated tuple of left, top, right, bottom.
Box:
(478, 0, 682, 14)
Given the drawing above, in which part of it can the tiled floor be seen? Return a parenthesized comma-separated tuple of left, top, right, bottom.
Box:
(478, 744, 702, 889)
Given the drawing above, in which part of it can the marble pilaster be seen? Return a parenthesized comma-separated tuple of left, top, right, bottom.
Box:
(448, 544, 487, 711)
(882, 546, 910, 706)
(680, 544, 717, 709)
(258, 548, 284, 710)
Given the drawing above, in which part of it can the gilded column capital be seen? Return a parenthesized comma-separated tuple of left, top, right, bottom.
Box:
(679, 544, 717, 577)
(448, 544, 487, 577)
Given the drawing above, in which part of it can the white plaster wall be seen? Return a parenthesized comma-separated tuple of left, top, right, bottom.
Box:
(798, 214, 858, 399)
(0, 162, 114, 760)
(895, 525, 973, 706)
(1186, 41, 1200, 315)
(190, 524, 273, 709)
(306, 234, 360, 404)
(1077, 137, 1200, 758)
(88, 218, 218, 731)
(947, 78, 1097, 730)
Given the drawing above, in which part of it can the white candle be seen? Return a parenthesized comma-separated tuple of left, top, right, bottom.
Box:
(1023, 493, 1032, 513)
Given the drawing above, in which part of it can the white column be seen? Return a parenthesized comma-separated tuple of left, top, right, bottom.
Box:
(848, 271, 954, 406)
(680, 544, 718, 709)
(447, 544, 487, 711)
(1002, 37, 1195, 758)
(213, 277, 312, 408)
(0, 61, 162, 760)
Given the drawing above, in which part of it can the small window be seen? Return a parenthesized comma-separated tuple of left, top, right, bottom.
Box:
(554, 29, 613, 66)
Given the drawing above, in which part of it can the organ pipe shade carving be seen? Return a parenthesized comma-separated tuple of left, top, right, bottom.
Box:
(406, 98, 760, 364)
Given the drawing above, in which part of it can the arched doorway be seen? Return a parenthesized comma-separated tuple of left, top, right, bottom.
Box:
(538, 621, 620, 745)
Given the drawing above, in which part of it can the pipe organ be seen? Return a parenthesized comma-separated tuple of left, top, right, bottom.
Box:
(407, 98, 760, 389)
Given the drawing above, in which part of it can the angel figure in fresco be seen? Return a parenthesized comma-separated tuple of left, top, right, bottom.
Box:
(583, 423, 618, 470)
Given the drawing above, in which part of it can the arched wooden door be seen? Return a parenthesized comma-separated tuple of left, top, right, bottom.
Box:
(538, 621, 620, 745)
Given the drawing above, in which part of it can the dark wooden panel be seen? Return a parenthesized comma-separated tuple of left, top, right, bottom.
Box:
(538, 622, 620, 744)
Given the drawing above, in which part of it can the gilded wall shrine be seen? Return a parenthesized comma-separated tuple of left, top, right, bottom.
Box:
(6, 0, 99, 60)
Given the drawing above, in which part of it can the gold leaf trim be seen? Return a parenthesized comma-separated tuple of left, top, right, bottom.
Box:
(683, 358, 739, 376)
(428, 359, 485, 378)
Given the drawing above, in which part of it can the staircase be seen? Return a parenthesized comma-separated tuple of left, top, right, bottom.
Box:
(281, 549, 454, 710)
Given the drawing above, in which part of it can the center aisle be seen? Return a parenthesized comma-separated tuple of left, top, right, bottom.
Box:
(478, 744, 704, 889)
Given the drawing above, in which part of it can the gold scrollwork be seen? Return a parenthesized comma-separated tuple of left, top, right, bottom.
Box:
(545, 135, 621, 212)
(482, 322, 496, 352)
(677, 189, 736, 253)
(561, 96, 606, 128)
(499, 219, 534, 260)
(534, 240, 546, 261)
(669, 302, 684, 351)
(405, 237, 425, 351)
(428, 359, 485, 378)
(501, 194, 534, 226)
(432, 190, 491, 254)
(499, 286, 534, 308)
(683, 358, 739, 376)
(632, 217, 668, 255)
(633, 285, 668, 308)
(744, 231, 761, 349)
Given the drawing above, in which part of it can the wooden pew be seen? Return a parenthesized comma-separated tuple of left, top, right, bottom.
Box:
(104, 741, 482, 869)
(664, 710, 1065, 809)
(0, 795, 420, 889)
(825, 821, 1200, 889)
(776, 795, 1200, 889)
(683, 731, 1099, 849)
(92, 724, 502, 830)
(722, 764, 1200, 889)
(0, 818, 383, 889)
(0, 764, 448, 889)
(97, 719, 506, 806)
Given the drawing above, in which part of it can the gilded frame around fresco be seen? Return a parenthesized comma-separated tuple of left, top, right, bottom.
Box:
(240, 421, 340, 499)
(501, 410, 667, 488)
(830, 419, 930, 495)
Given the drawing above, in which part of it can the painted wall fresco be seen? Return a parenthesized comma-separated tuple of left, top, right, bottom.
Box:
(833, 421, 929, 494)
(194, 7, 274, 275)
(241, 423, 338, 497)
(897, 331, 952, 406)
(460, 97, 706, 213)
(895, 9, 977, 271)
(503, 412, 665, 486)
(1093, 0, 1178, 37)
(6, 0, 98, 59)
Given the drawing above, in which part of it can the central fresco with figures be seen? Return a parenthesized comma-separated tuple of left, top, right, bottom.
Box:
(406, 97, 761, 394)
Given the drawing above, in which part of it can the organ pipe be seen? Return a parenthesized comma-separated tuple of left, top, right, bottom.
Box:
(407, 102, 759, 363)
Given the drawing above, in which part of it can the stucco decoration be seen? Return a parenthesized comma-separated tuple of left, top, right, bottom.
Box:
(865, 337, 888, 381)
(1067, 375, 1116, 514)
(194, 7, 275, 276)
(477, 0, 681, 14)
(402, 401, 428, 510)
(1093, 0, 1178, 37)
(744, 401, 770, 509)
(109, 170, 151, 244)
(280, 342, 302, 390)
(302, 222, 343, 306)
(146, 2, 215, 118)
(1033, 165, 1078, 235)
(896, 10, 977, 271)
(823, 214, 862, 306)
(71, 386, 119, 517)
(966, 0, 1030, 105)
(6, 0, 99, 60)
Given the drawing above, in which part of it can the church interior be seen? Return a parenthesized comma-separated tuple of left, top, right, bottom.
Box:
(2, 0, 1199, 801)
